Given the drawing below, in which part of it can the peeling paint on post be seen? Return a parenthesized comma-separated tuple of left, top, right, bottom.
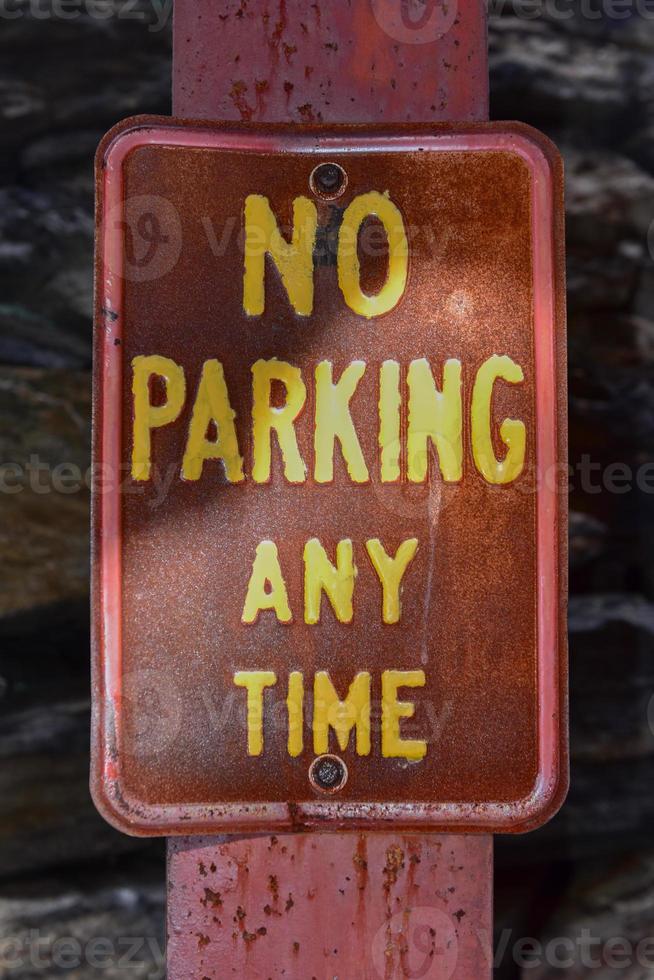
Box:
(168, 834, 493, 979)
(173, 0, 488, 125)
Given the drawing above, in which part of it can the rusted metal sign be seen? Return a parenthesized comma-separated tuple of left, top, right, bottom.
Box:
(92, 117, 567, 836)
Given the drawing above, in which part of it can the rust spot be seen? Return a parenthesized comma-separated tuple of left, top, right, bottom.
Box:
(267, 0, 287, 54)
(383, 845, 405, 895)
(197, 933, 210, 949)
(286, 802, 308, 833)
(285, 893, 294, 912)
(254, 79, 269, 116)
(405, 839, 422, 905)
(353, 836, 368, 891)
(297, 102, 316, 122)
(201, 887, 223, 909)
(282, 43, 297, 63)
(229, 80, 254, 121)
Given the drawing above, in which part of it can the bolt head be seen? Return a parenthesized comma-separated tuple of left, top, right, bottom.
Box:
(310, 162, 348, 200)
(309, 754, 348, 794)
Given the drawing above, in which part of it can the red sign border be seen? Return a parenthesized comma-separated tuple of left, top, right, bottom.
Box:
(91, 117, 568, 836)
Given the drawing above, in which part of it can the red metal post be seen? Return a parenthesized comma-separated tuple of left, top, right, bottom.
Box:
(168, 833, 493, 978)
(167, 2, 492, 976)
(173, 0, 488, 124)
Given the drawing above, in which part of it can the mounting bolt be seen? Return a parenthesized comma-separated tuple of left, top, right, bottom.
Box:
(309, 754, 348, 794)
(310, 162, 348, 200)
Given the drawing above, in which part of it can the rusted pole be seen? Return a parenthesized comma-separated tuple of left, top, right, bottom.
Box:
(172, 0, 488, 124)
(166, 2, 493, 977)
(168, 833, 493, 977)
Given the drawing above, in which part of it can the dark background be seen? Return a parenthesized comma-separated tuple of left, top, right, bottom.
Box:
(1, 3, 653, 977)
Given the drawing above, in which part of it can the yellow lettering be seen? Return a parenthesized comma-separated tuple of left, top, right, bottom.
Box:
(131, 355, 186, 481)
(234, 671, 277, 756)
(252, 358, 307, 483)
(337, 191, 408, 318)
(182, 359, 244, 482)
(303, 538, 356, 624)
(381, 670, 427, 761)
(379, 360, 401, 482)
(407, 358, 462, 483)
(287, 671, 304, 758)
(366, 538, 419, 624)
(314, 360, 369, 483)
(472, 355, 526, 484)
(242, 541, 292, 624)
(313, 671, 371, 755)
(243, 194, 317, 316)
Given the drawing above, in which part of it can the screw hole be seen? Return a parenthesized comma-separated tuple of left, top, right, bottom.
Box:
(310, 162, 348, 201)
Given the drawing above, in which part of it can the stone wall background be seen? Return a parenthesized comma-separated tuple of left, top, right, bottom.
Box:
(0, 4, 653, 977)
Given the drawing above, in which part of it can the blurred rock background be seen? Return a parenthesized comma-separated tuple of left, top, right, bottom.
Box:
(0, 3, 653, 977)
